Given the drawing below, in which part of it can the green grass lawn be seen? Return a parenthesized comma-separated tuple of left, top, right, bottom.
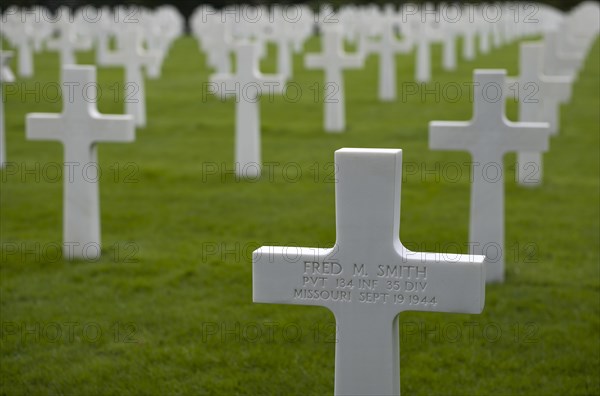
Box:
(1, 34, 599, 395)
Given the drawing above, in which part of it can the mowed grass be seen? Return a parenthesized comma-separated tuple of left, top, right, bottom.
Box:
(1, 33, 598, 395)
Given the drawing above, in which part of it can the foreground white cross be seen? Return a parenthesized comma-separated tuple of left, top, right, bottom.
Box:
(254, 148, 486, 396)
(510, 42, 572, 186)
(1, 51, 15, 168)
(305, 27, 364, 132)
(210, 42, 285, 179)
(26, 66, 135, 260)
(429, 70, 549, 282)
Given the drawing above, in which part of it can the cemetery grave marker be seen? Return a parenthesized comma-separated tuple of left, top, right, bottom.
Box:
(509, 42, 573, 186)
(0, 51, 15, 168)
(102, 27, 158, 128)
(361, 8, 413, 101)
(429, 70, 550, 282)
(412, 20, 433, 83)
(210, 42, 285, 179)
(26, 65, 135, 260)
(5, 18, 35, 78)
(254, 148, 486, 395)
(46, 9, 92, 67)
(543, 31, 580, 78)
(461, 23, 476, 61)
(305, 26, 364, 132)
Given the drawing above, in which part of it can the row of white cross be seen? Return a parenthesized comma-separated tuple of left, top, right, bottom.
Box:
(1, 2, 599, 395)
(193, 2, 558, 93)
(1, 3, 594, 136)
(0, 2, 595, 273)
(1, 5, 183, 77)
(206, 24, 590, 173)
(252, 6, 597, 393)
(1, 5, 182, 128)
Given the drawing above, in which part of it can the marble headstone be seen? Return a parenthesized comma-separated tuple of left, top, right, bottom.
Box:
(26, 66, 135, 260)
(254, 148, 486, 395)
(429, 70, 549, 282)
(0, 51, 16, 168)
(210, 42, 285, 179)
(361, 10, 412, 101)
(305, 27, 364, 132)
(509, 42, 572, 186)
(102, 27, 158, 128)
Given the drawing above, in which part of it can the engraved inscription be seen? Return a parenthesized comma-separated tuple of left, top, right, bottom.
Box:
(293, 260, 438, 307)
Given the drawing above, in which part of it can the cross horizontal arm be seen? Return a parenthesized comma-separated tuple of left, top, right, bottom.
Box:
(253, 246, 337, 306)
(340, 55, 364, 69)
(256, 74, 286, 95)
(102, 51, 129, 66)
(543, 75, 573, 103)
(87, 112, 135, 143)
(429, 121, 475, 151)
(305, 54, 325, 69)
(399, 250, 486, 314)
(26, 114, 64, 142)
(362, 35, 412, 56)
(501, 121, 550, 152)
(209, 73, 238, 99)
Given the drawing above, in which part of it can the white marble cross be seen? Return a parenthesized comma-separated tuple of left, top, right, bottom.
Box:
(413, 20, 432, 83)
(1, 7, 38, 77)
(254, 148, 486, 396)
(477, 20, 491, 55)
(200, 20, 235, 74)
(12, 28, 34, 78)
(274, 34, 293, 81)
(47, 28, 77, 66)
(543, 30, 581, 78)
(26, 66, 135, 260)
(491, 16, 505, 48)
(46, 15, 92, 66)
(441, 25, 457, 71)
(429, 70, 550, 282)
(210, 42, 284, 179)
(1, 51, 15, 168)
(461, 24, 476, 61)
(102, 28, 158, 128)
(509, 42, 573, 186)
(1, 51, 16, 82)
(362, 16, 412, 101)
(141, 7, 182, 78)
(265, 8, 298, 81)
(305, 27, 364, 132)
